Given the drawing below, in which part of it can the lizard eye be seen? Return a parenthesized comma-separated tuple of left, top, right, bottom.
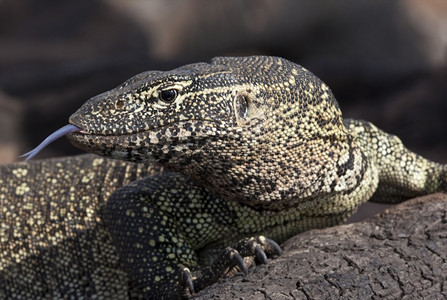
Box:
(159, 88, 178, 103)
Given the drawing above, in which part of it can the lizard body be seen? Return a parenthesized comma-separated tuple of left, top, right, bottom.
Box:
(1, 56, 445, 298)
(0, 155, 160, 298)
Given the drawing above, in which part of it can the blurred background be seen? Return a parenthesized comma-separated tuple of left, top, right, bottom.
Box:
(0, 0, 446, 166)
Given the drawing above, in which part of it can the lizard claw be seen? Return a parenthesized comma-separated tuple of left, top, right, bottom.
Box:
(180, 267, 195, 295)
(254, 244, 269, 265)
(178, 236, 281, 295)
(264, 237, 282, 256)
(232, 251, 248, 275)
(234, 236, 282, 264)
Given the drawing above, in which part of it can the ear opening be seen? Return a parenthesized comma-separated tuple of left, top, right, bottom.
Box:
(235, 94, 249, 118)
(233, 90, 255, 125)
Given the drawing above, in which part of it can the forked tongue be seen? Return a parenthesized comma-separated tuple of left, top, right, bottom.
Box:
(20, 124, 81, 161)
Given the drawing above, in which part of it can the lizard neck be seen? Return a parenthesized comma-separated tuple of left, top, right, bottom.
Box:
(164, 129, 367, 210)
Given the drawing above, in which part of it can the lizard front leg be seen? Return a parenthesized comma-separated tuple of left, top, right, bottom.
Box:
(102, 173, 281, 299)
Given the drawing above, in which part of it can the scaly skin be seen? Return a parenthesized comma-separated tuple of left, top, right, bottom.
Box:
(0, 154, 160, 298)
(1, 56, 445, 299)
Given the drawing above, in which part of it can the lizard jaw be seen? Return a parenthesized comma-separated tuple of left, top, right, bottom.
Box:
(65, 120, 221, 163)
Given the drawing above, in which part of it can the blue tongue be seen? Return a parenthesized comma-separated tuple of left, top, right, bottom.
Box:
(20, 124, 81, 161)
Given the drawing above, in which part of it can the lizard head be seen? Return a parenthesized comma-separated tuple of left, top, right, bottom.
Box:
(66, 58, 263, 162)
(25, 56, 359, 208)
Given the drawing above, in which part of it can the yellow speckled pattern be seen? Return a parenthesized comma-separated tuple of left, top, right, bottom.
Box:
(0, 154, 160, 298)
(1, 56, 445, 299)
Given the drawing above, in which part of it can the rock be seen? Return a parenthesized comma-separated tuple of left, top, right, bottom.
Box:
(194, 193, 447, 299)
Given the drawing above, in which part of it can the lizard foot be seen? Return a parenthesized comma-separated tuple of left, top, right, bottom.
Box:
(181, 236, 282, 296)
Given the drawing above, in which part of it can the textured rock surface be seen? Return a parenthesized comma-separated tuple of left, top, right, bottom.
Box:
(195, 193, 447, 299)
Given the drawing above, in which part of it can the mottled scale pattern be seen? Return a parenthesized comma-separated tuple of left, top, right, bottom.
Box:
(1, 56, 445, 299)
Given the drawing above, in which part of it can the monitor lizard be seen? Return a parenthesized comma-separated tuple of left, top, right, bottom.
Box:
(1, 56, 445, 299)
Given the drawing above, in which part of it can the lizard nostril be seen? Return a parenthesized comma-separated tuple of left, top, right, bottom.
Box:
(115, 99, 126, 110)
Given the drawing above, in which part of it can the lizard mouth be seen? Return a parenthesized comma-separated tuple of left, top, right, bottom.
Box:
(21, 119, 223, 161)
(68, 118, 221, 137)
(65, 119, 226, 162)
